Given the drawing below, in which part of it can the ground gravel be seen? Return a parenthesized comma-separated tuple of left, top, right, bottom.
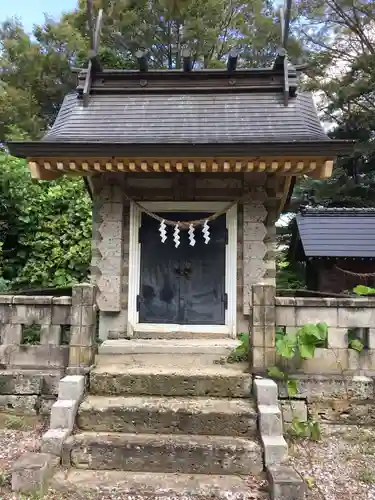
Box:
(288, 424, 375, 500)
(1, 421, 375, 499)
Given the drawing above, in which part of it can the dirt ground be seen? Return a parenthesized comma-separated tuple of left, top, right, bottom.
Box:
(0, 418, 374, 499)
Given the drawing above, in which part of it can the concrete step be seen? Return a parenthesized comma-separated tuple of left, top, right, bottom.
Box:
(77, 395, 257, 437)
(98, 338, 239, 355)
(90, 363, 251, 398)
(134, 330, 232, 339)
(52, 469, 269, 499)
(62, 431, 263, 476)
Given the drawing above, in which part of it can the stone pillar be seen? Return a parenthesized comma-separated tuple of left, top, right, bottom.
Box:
(68, 284, 97, 374)
(242, 202, 267, 315)
(251, 283, 276, 373)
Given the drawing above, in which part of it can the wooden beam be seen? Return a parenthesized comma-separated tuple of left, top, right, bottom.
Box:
(88, 8, 103, 72)
(227, 49, 238, 72)
(83, 6, 103, 106)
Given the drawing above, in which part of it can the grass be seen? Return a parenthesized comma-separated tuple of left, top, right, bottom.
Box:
(358, 468, 375, 484)
(4, 414, 25, 430)
(0, 469, 11, 487)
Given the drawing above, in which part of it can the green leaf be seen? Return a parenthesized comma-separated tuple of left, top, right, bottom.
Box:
(287, 379, 299, 397)
(316, 322, 328, 340)
(353, 285, 375, 296)
(268, 366, 285, 380)
(298, 342, 315, 359)
(309, 421, 322, 441)
(276, 336, 296, 359)
(300, 324, 326, 341)
(305, 476, 315, 489)
(349, 338, 364, 352)
(291, 418, 307, 437)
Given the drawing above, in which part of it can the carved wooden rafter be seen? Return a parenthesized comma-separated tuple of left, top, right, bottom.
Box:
(83, 1, 104, 107)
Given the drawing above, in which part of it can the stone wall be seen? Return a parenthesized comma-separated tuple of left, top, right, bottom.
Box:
(91, 172, 276, 340)
(276, 295, 375, 374)
(0, 284, 97, 417)
(250, 285, 375, 375)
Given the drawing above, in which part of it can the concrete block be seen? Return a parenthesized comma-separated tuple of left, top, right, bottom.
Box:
(328, 327, 348, 348)
(262, 435, 288, 467)
(2, 324, 22, 344)
(13, 296, 53, 305)
(280, 400, 308, 423)
(254, 378, 278, 406)
(58, 375, 85, 401)
(278, 374, 374, 400)
(0, 394, 38, 414)
(275, 306, 296, 327)
(39, 397, 57, 415)
(0, 304, 11, 323)
(268, 464, 306, 500)
(40, 325, 61, 345)
(12, 452, 59, 493)
(296, 348, 349, 374)
(296, 306, 338, 328)
(12, 305, 52, 325)
(0, 295, 13, 304)
(41, 428, 71, 456)
(338, 307, 375, 328)
(51, 304, 71, 325)
(50, 399, 79, 430)
(243, 222, 267, 241)
(252, 306, 276, 327)
(258, 404, 283, 436)
(0, 372, 42, 394)
(52, 297, 72, 306)
(9, 345, 68, 370)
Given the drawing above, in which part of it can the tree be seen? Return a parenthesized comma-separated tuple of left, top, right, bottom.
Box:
(290, 0, 375, 209)
(0, 153, 92, 289)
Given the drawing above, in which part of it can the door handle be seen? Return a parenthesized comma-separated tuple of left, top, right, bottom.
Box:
(174, 266, 182, 276)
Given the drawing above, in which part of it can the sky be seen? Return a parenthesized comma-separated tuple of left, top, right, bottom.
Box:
(0, 0, 78, 33)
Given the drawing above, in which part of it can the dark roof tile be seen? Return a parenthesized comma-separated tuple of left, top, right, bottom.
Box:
(43, 91, 329, 144)
(296, 208, 375, 258)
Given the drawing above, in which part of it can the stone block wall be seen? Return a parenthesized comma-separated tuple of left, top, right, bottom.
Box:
(251, 287, 375, 375)
(90, 172, 276, 339)
(275, 295, 375, 374)
(0, 284, 97, 415)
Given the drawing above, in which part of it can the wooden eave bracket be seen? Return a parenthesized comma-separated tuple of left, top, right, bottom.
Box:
(27, 158, 335, 180)
(82, 5, 103, 107)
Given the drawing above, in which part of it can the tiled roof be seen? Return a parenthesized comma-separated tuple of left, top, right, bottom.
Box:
(296, 208, 375, 258)
(42, 91, 329, 144)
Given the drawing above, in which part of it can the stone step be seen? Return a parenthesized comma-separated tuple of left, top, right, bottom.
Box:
(90, 363, 251, 398)
(77, 395, 257, 437)
(52, 469, 269, 499)
(98, 338, 239, 355)
(62, 431, 263, 476)
(133, 330, 232, 340)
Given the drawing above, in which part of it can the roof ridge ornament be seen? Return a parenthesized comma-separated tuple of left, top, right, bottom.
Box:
(82, 1, 103, 107)
(274, 0, 293, 106)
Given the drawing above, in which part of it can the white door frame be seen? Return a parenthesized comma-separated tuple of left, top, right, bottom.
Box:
(127, 201, 237, 338)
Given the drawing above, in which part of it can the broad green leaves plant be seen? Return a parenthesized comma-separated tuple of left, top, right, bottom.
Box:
(0, 154, 91, 289)
(268, 323, 328, 441)
(353, 285, 375, 296)
(227, 332, 249, 363)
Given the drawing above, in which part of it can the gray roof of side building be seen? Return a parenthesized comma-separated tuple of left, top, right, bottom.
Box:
(296, 208, 375, 258)
(42, 91, 329, 144)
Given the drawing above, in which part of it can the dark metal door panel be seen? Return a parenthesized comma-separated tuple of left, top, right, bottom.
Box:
(138, 212, 226, 325)
(180, 213, 226, 325)
(138, 213, 181, 323)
